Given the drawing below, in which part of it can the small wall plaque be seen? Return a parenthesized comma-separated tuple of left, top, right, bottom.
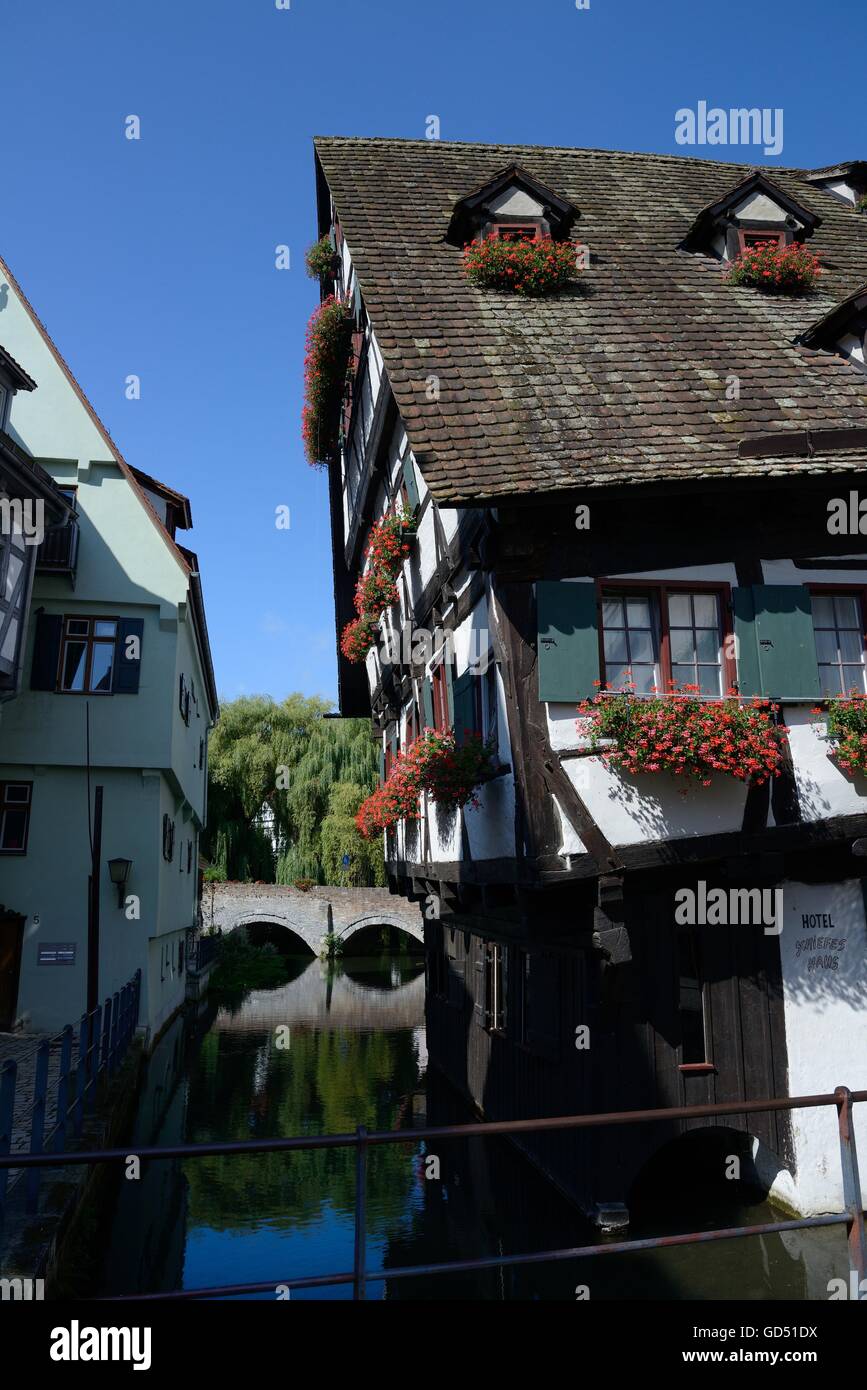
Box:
(37, 944, 76, 965)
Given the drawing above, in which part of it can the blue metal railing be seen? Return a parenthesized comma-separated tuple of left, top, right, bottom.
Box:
(0, 969, 141, 1220)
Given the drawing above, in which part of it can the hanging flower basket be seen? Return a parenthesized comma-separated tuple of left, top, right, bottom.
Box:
(355, 729, 496, 838)
(462, 236, 581, 297)
(813, 694, 867, 774)
(340, 614, 379, 664)
(577, 682, 786, 787)
(302, 295, 354, 467)
(725, 241, 821, 295)
(340, 510, 415, 664)
(305, 236, 341, 283)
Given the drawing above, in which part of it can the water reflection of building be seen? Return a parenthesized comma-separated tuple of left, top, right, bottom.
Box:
(98, 1010, 195, 1296)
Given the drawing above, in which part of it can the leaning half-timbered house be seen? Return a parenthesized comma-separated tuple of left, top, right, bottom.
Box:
(313, 136, 867, 1224)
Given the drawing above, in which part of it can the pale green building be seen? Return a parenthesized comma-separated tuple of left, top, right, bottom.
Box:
(0, 251, 217, 1042)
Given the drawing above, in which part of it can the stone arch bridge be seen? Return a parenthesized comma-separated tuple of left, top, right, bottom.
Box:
(201, 882, 424, 955)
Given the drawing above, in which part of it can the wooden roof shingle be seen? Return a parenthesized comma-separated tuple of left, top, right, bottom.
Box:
(314, 137, 867, 503)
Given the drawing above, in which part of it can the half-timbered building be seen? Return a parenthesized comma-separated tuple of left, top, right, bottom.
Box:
(313, 136, 867, 1223)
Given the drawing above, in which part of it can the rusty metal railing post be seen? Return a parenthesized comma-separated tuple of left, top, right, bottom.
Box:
(353, 1125, 368, 1301)
(835, 1086, 867, 1286)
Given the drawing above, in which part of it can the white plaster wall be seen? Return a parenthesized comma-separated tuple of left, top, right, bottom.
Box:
(452, 597, 490, 674)
(838, 331, 865, 368)
(732, 192, 791, 223)
(464, 773, 515, 861)
(415, 504, 439, 591)
(553, 794, 587, 856)
(761, 557, 867, 586)
(562, 756, 748, 846)
(488, 188, 545, 218)
(815, 179, 857, 206)
(787, 708, 867, 823)
(778, 878, 867, 1211)
(439, 507, 460, 545)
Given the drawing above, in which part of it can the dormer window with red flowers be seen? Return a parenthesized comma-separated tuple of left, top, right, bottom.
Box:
(737, 229, 786, 254)
(494, 224, 542, 243)
(682, 171, 820, 264)
(447, 163, 578, 248)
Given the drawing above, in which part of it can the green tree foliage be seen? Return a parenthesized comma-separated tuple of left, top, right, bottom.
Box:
(321, 782, 386, 887)
(203, 694, 383, 885)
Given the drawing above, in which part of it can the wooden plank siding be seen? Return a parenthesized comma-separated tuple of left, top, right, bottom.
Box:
(425, 868, 792, 1216)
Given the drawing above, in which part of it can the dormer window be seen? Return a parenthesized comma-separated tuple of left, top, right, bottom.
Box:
(682, 172, 820, 263)
(447, 163, 578, 248)
(493, 224, 542, 243)
(737, 229, 785, 253)
(800, 285, 867, 375)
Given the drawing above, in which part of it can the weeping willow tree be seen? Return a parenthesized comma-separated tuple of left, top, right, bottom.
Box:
(320, 782, 386, 887)
(203, 694, 383, 885)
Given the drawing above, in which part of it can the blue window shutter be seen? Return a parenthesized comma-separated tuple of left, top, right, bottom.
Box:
(452, 670, 479, 746)
(113, 618, 144, 694)
(735, 585, 819, 698)
(537, 581, 600, 702)
(30, 613, 62, 690)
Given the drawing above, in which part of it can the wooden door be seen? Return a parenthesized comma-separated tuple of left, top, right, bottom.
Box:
(0, 914, 24, 1030)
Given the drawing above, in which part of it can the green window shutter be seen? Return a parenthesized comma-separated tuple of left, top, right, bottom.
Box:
(452, 670, 479, 746)
(402, 455, 420, 512)
(734, 585, 820, 699)
(732, 587, 761, 697)
(537, 581, 600, 702)
(422, 676, 434, 729)
(445, 662, 455, 729)
(378, 743, 386, 781)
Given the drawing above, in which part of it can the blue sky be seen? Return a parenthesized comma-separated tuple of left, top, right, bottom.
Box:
(1, 0, 863, 706)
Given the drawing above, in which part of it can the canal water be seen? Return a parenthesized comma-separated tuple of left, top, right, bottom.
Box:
(92, 946, 853, 1301)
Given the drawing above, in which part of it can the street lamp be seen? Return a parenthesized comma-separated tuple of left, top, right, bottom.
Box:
(107, 857, 133, 909)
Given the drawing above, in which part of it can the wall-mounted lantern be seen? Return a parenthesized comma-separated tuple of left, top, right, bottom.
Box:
(107, 857, 133, 908)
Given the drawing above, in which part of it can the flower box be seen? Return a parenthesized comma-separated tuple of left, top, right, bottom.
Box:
(305, 236, 341, 284)
(813, 694, 867, 775)
(462, 236, 581, 297)
(355, 730, 496, 838)
(302, 295, 354, 468)
(577, 683, 786, 787)
(725, 241, 821, 295)
(340, 511, 415, 664)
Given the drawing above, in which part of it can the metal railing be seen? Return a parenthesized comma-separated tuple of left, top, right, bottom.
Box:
(0, 1079, 863, 1301)
(0, 969, 141, 1219)
(35, 516, 79, 575)
(190, 934, 218, 972)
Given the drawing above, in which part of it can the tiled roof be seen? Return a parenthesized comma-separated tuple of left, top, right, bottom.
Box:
(314, 137, 867, 503)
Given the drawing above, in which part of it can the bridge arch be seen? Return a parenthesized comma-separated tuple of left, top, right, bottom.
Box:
(337, 913, 425, 949)
(223, 912, 318, 956)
